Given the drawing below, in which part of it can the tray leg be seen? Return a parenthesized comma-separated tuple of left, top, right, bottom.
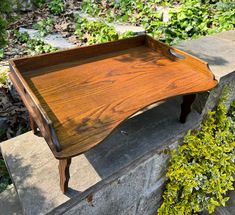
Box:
(180, 94, 196, 123)
(29, 114, 38, 134)
(58, 158, 72, 194)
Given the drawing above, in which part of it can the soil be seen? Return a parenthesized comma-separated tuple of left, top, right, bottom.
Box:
(3, 0, 82, 60)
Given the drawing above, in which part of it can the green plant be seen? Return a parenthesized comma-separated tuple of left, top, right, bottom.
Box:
(0, 67, 9, 85)
(81, 0, 235, 45)
(33, 18, 54, 37)
(14, 31, 58, 55)
(75, 16, 136, 45)
(32, 0, 46, 8)
(158, 88, 235, 214)
(0, 158, 11, 193)
(48, 0, 65, 15)
(0, 49, 4, 59)
(0, 0, 11, 50)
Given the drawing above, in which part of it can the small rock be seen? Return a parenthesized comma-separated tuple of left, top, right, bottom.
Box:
(0, 117, 8, 130)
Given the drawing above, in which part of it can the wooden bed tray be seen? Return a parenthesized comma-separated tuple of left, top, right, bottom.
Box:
(9, 35, 217, 193)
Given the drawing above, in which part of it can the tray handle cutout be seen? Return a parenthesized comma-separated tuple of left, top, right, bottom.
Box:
(169, 48, 185, 59)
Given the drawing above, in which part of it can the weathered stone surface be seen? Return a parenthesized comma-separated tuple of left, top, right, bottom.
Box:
(1, 132, 101, 215)
(175, 31, 235, 81)
(43, 34, 76, 49)
(176, 30, 235, 116)
(223, 188, 235, 215)
(0, 185, 23, 215)
(19, 28, 40, 38)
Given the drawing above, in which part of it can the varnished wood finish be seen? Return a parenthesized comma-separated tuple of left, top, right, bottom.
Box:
(180, 94, 197, 123)
(58, 158, 71, 193)
(9, 35, 218, 159)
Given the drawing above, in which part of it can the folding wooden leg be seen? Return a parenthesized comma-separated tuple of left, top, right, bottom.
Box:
(58, 158, 72, 194)
(29, 114, 38, 134)
(180, 94, 196, 123)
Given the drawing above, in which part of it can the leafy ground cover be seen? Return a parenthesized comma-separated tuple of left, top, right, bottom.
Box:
(81, 0, 235, 44)
(75, 15, 136, 44)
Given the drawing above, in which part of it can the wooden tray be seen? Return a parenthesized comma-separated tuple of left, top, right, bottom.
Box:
(9, 35, 217, 192)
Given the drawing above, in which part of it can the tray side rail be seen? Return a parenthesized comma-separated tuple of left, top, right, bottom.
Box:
(145, 36, 216, 80)
(12, 35, 146, 72)
(9, 61, 62, 155)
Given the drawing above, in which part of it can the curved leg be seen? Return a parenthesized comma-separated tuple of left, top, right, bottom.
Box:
(180, 94, 196, 123)
(29, 114, 38, 134)
(58, 158, 72, 194)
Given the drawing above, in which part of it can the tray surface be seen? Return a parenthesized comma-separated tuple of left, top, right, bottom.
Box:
(10, 36, 217, 158)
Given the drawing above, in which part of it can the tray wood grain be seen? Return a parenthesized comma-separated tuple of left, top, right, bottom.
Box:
(9, 35, 217, 159)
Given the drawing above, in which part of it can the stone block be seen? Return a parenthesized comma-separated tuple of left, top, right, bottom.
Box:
(0, 185, 23, 215)
(19, 28, 76, 50)
(1, 96, 200, 215)
(175, 32, 235, 81)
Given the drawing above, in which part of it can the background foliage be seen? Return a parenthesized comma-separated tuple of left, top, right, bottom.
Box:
(81, 0, 235, 44)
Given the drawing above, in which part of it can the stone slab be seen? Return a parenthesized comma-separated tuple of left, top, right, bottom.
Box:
(176, 30, 235, 81)
(1, 96, 200, 215)
(19, 28, 76, 49)
(75, 12, 145, 35)
(43, 34, 76, 49)
(0, 185, 23, 215)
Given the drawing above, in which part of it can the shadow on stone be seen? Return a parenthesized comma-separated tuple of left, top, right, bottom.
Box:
(84, 96, 200, 179)
(65, 187, 81, 198)
(3, 154, 54, 215)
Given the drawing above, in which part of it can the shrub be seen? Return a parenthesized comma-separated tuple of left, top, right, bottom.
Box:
(14, 31, 58, 55)
(48, 0, 65, 15)
(158, 88, 235, 214)
(0, 0, 11, 57)
(33, 18, 54, 37)
(81, 0, 235, 45)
